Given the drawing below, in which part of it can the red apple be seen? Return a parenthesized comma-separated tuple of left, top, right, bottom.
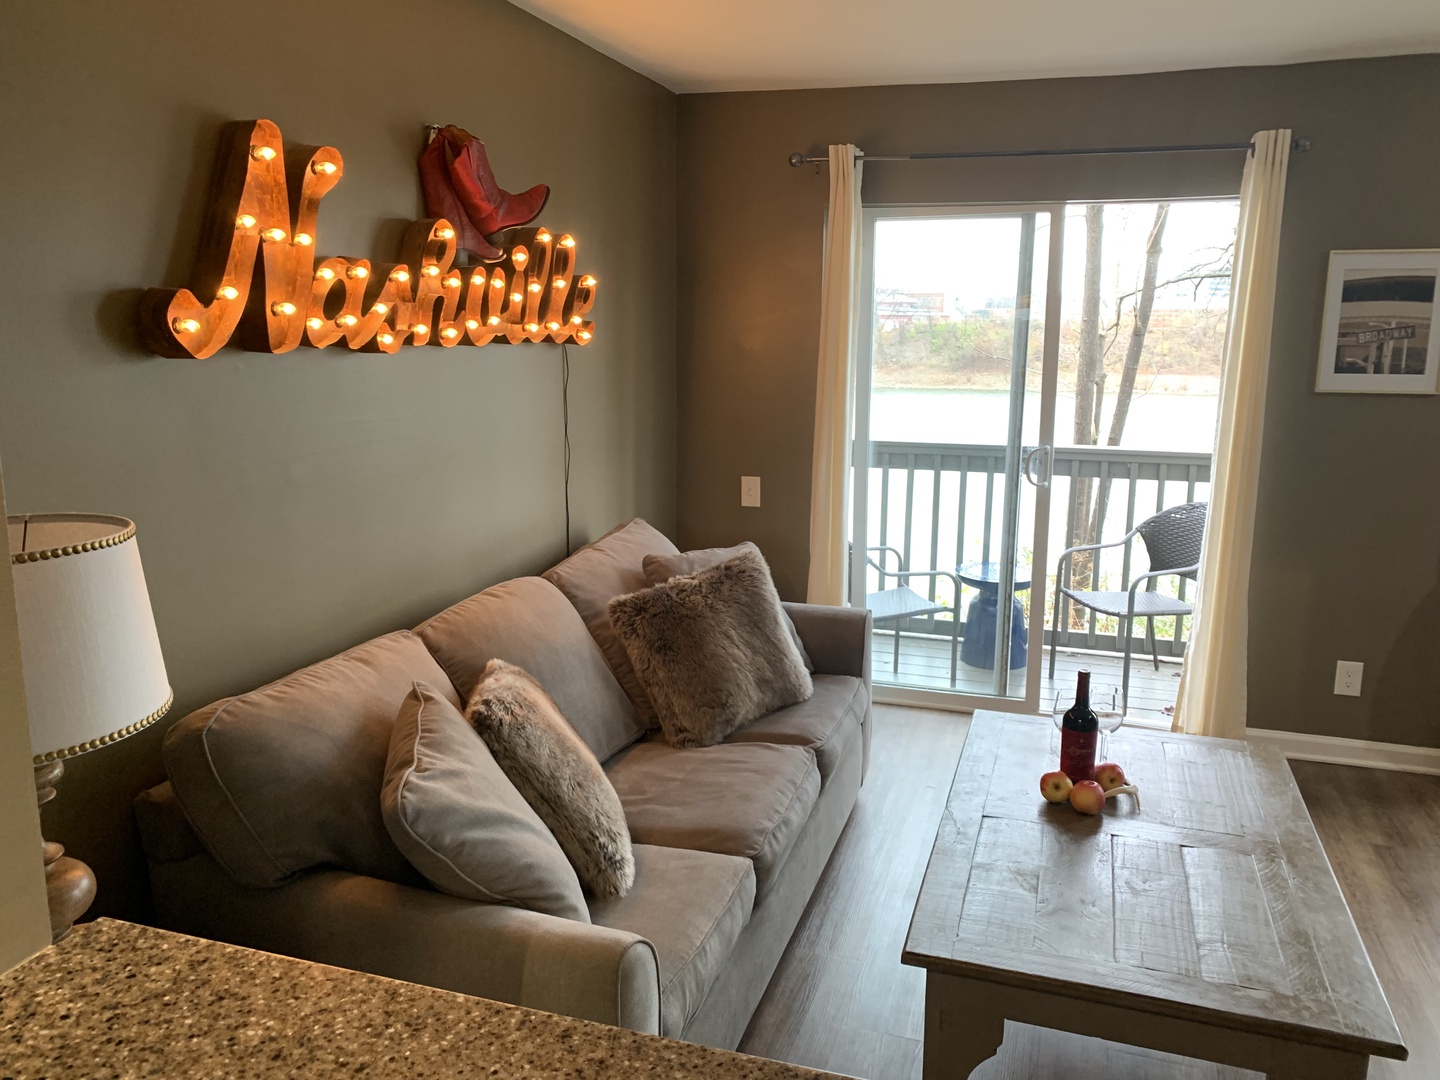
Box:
(1094, 762, 1128, 793)
(1039, 771, 1073, 803)
(1069, 780, 1106, 815)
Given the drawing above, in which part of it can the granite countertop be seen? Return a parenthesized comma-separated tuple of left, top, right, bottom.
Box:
(0, 919, 848, 1079)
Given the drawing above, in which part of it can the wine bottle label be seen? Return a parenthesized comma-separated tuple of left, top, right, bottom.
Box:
(1060, 728, 1098, 783)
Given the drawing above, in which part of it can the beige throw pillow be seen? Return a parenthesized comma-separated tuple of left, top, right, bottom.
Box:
(381, 683, 589, 921)
(466, 660, 635, 900)
(609, 547, 814, 749)
(643, 542, 813, 672)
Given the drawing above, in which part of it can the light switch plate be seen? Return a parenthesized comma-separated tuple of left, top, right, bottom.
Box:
(741, 476, 761, 508)
(1334, 660, 1363, 697)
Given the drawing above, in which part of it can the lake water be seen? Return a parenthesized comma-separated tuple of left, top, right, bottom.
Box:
(871, 387, 1219, 453)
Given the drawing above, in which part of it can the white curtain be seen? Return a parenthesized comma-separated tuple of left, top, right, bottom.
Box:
(806, 144, 864, 605)
(1172, 130, 1292, 738)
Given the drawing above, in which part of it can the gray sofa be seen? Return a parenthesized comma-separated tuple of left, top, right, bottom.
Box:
(134, 527, 872, 1049)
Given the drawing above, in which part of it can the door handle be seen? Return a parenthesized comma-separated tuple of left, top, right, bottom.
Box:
(1023, 445, 1052, 488)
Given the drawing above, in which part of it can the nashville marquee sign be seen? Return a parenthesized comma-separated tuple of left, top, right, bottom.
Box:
(140, 119, 596, 359)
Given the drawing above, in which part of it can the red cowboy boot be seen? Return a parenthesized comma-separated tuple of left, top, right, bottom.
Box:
(418, 135, 502, 262)
(441, 125, 549, 238)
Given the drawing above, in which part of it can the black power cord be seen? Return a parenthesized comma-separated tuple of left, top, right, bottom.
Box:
(561, 343, 572, 556)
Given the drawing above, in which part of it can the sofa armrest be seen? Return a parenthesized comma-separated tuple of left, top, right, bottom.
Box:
(783, 603, 871, 683)
(147, 853, 661, 1034)
(783, 603, 873, 778)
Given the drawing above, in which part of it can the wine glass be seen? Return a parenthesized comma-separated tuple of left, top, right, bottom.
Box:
(1051, 686, 1125, 760)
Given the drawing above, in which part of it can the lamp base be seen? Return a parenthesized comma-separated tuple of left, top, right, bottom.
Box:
(35, 760, 97, 943)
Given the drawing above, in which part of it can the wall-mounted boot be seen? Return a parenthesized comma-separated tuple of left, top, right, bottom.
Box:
(419, 134, 502, 262)
(439, 125, 550, 239)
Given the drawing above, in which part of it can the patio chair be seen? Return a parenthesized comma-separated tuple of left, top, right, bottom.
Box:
(1048, 501, 1207, 715)
(864, 545, 962, 687)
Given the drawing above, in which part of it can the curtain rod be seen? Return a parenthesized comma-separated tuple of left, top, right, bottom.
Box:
(786, 135, 1311, 168)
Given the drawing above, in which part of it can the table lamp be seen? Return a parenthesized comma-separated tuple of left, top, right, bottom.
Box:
(7, 513, 172, 942)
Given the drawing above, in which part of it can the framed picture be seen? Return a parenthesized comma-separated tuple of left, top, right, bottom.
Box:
(1315, 249, 1440, 394)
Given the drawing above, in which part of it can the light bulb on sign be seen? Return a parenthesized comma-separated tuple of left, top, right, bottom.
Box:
(348, 266, 369, 280)
(306, 317, 324, 330)
(577, 330, 592, 341)
(391, 269, 410, 282)
(512, 250, 528, 267)
(570, 315, 582, 325)
(378, 332, 394, 345)
(444, 276, 460, 289)
(441, 327, 459, 339)
(422, 265, 439, 277)
(411, 324, 428, 335)
(271, 301, 297, 316)
(372, 303, 388, 315)
(527, 282, 542, 294)
(553, 277, 566, 289)
(312, 160, 338, 175)
(545, 321, 560, 331)
(262, 228, 287, 242)
(437, 227, 454, 240)
(250, 145, 277, 161)
(294, 232, 313, 246)
(315, 267, 336, 280)
(559, 235, 575, 248)
(471, 274, 484, 286)
(487, 315, 501, 325)
(524, 322, 539, 332)
(172, 317, 201, 334)
(536, 231, 552, 243)
(218, 285, 240, 300)
(236, 214, 257, 229)
(510, 292, 523, 304)
(338, 314, 358, 327)
(490, 275, 504, 289)
(579, 275, 597, 288)
(464, 319, 479, 330)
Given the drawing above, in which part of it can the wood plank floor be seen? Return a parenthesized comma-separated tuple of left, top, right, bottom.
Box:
(739, 706, 1440, 1079)
(871, 633, 1184, 723)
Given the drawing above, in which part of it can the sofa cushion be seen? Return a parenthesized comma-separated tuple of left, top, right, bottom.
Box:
(605, 741, 820, 898)
(642, 542, 813, 672)
(543, 519, 679, 727)
(468, 660, 635, 900)
(417, 576, 643, 762)
(725, 674, 866, 783)
(589, 844, 755, 1039)
(608, 548, 814, 749)
(163, 631, 455, 889)
(382, 682, 589, 922)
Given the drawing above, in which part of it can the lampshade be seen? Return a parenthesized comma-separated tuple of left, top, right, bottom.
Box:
(7, 514, 172, 764)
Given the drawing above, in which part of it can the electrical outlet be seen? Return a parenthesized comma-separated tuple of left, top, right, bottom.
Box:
(1334, 660, 1363, 697)
(741, 476, 761, 508)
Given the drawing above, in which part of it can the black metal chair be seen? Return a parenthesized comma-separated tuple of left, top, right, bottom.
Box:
(864, 546, 962, 686)
(1048, 501, 1207, 715)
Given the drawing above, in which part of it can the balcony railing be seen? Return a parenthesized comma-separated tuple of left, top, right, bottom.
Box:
(862, 440, 1212, 660)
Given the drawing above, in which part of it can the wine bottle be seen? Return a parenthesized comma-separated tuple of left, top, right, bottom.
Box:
(1059, 670, 1099, 783)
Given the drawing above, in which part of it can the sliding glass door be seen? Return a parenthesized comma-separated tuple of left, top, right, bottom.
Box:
(850, 206, 1064, 712)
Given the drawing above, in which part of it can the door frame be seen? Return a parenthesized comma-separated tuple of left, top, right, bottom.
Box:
(850, 202, 1066, 714)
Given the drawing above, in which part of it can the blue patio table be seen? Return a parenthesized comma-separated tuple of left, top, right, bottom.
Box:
(956, 561, 1030, 670)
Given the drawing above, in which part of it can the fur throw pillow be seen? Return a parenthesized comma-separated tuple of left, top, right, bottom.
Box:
(642, 542, 813, 672)
(608, 547, 814, 748)
(466, 660, 634, 900)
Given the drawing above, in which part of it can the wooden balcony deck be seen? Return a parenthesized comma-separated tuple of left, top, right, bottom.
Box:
(870, 629, 1182, 723)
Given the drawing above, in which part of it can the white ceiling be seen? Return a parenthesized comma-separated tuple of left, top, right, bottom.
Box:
(508, 0, 1440, 93)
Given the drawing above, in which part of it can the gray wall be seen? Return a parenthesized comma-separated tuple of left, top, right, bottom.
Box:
(0, 0, 676, 921)
(0, 462, 52, 972)
(676, 55, 1440, 748)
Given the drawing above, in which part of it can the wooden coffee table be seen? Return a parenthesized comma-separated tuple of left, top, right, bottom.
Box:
(904, 712, 1406, 1079)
